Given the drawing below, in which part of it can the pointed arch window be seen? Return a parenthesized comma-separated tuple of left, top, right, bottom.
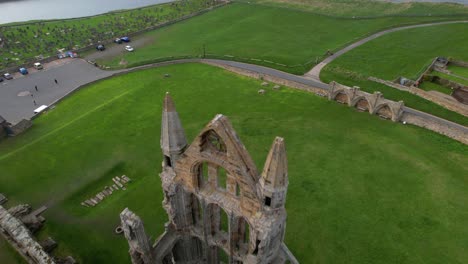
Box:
(201, 130, 226, 153)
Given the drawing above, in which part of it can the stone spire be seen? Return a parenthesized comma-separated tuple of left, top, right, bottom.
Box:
(160, 92, 187, 158)
(120, 208, 153, 264)
(261, 137, 288, 188)
(260, 137, 288, 210)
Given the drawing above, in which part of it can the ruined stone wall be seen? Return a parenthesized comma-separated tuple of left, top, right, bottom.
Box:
(450, 60, 468, 68)
(0, 205, 56, 264)
(121, 94, 296, 264)
(369, 77, 468, 117)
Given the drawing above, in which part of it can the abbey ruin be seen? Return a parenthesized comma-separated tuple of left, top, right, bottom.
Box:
(120, 93, 298, 264)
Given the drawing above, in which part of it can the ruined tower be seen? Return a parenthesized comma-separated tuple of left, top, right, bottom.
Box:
(121, 93, 298, 264)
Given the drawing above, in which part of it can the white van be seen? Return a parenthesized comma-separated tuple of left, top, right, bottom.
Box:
(34, 62, 44, 70)
(33, 105, 48, 114)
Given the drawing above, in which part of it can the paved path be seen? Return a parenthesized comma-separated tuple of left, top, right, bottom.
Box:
(304, 20, 468, 80)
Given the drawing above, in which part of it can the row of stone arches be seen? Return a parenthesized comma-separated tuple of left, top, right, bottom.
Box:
(329, 86, 404, 122)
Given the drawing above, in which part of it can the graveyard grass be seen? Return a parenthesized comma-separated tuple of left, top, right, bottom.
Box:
(321, 23, 468, 126)
(0, 63, 467, 263)
(97, 2, 468, 74)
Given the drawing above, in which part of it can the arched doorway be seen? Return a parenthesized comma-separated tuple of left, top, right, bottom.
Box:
(354, 98, 370, 112)
(375, 104, 392, 119)
(334, 92, 349, 104)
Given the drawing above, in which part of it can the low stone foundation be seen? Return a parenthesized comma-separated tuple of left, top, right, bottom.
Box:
(0, 205, 56, 264)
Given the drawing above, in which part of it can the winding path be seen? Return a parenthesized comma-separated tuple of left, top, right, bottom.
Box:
(304, 20, 468, 80)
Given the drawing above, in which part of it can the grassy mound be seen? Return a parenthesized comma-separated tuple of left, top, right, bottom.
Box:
(0, 63, 466, 263)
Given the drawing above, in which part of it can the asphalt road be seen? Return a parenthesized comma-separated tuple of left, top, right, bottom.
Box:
(0, 59, 116, 124)
(304, 20, 468, 80)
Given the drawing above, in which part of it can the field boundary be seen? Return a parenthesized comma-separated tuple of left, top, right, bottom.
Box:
(27, 58, 468, 145)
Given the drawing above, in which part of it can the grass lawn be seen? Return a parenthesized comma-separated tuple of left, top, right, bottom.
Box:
(247, 0, 468, 17)
(0, 63, 467, 263)
(321, 23, 468, 125)
(0, 237, 26, 264)
(432, 71, 468, 87)
(0, 0, 218, 69)
(419, 80, 452, 95)
(98, 2, 467, 74)
(447, 64, 468, 78)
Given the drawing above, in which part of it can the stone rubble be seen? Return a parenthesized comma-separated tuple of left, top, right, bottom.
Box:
(81, 175, 131, 207)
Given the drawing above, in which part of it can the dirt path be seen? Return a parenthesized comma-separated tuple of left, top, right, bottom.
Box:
(304, 20, 468, 80)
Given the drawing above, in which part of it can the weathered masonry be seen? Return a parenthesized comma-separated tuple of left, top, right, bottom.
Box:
(121, 93, 298, 264)
(328, 81, 404, 122)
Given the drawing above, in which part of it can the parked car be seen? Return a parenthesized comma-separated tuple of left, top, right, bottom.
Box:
(19, 67, 28, 75)
(0, 77, 3, 83)
(34, 62, 43, 70)
(114, 38, 123, 44)
(3, 73, 13, 80)
(125, 45, 134, 52)
(96, 44, 105, 51)
(120, 36, 130, 42)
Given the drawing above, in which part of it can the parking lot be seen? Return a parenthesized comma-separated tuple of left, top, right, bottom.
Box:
(0, 59, 117, 124)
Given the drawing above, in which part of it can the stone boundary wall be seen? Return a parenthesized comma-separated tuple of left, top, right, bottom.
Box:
(0, 205, 56, 264)
(203, 60, 467, 144)
(369, 76, 468, 116)
(400, 110, 468, 144)
(28, 58, 467, 145)
(450, 60, 468, 68)
(203, 61, 328, 96)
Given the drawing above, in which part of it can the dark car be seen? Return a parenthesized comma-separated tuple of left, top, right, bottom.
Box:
(120, 36, 130, 42)
(114, 38, 123, 44)
(96, 44, 105, 51)
(3, 73, 13, 80)
(0, 77, 3, 82)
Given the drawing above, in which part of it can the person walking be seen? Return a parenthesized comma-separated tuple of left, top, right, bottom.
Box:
(54, 79, 58, 84)
(33, 100, 37, 106)
(35, 85, 38, 91)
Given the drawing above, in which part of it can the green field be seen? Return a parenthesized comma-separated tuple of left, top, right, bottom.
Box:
(321, 23, 468, 126)
(249, 0, 468, 17)
(432, 71, 468, 86)
(447, 64, 468, 78)
(0, 238, 26, 264)
(419, 80, 452, 95)
(0, 0, 218, 69)
(98, 2, 468, 74)
(0, 63, 467, 263)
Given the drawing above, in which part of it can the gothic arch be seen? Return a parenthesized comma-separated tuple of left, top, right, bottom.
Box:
(205, 203, 230, 240)
(233, 216, 252, 255)
(373, 103, 393, 119)
(351, 97, 371, 112)
(333, 92, 350, 104)
(200, 129, 227, 153)
(191, 160, 258, 201)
